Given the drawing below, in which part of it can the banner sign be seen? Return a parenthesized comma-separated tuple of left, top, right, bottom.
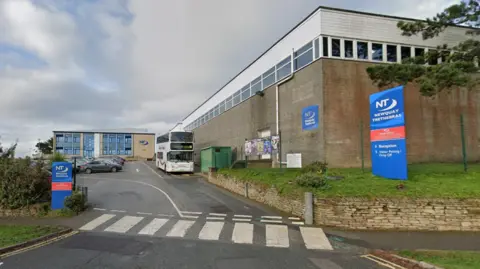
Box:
(302, 105, 319, 131)
(245, 136, 279, 156)
(369, 85, 408, 180)
(51, 162, 73, 210)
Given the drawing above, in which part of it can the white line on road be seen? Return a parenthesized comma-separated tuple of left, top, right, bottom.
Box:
(232, 223, 253, 244)
(110, 209, 126, 213)
(288, 217, 301, 220)
(105, 216, 144, 233)
(232, 218, 251, 222)
(93, 208, 106, 211)
(198, 221, 224, 240)
(261, 216, 283, 219)
(142, 161, 163, 177)
(79, 214, 115, 231)
(206, 217, 225, 221)
(182, 215, 199, 219)
(266, 224, 289, 248)
(137, 212, 153, 215)
(181, 211, 202, 215)
(260, 219, 283, 224)
(158, 213, 175, 217)
(136, 169, 139, 172)
(292, 221, 305, 225)
(166, 220, 195, 237)
(138, 218, 169, 235)
(300, 227, 333, 250)
(234, 214, 252, 218)
(208, 213, 227, 217)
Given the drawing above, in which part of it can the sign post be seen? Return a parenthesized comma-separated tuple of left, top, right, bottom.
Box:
(302, 105, 319, 131)
(51, 162, 73, 210)
(369, 85, 408, 180)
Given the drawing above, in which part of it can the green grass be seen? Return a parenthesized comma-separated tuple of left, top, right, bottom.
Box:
(217, 163, 480, 198)
(0, 225, 61, 248)
(398, 250, 480, 269)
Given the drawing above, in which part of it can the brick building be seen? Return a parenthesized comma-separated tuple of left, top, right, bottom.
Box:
(182, 6, 480, 167)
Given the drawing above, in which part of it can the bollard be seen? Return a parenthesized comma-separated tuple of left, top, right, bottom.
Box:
(83, 186, 88, 203)
(304, 192, 313, 225)
(244, 183, 249, 198)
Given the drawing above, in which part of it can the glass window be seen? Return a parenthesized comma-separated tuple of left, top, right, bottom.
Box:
(219, 101, 225, 114)
(357, 41, 368, 59)
(415, 48, 425, 57)
(233, 93, 241, 106)
(331, 38, 340, 57)
(262, 73, 275, 89)
(387, 45, 397, 62)
(225, 96, 232, 110)
(428, 50, 438, 65)
(276, 56, 290, 69)
(344, 40, 353, 58)
(171, 132, 193, 142)
(276, 64, 291, 81)
(251, 81, 262, 94)
(241, 85, 250, 101)
(213, 107, 218, 117)
(294, 49, 313, 70)
(294, 42, 313, 57)
(208, 110, 213, 120)
(372, 43, 383, 61)
(251, 76, 261, 85)
(401, 46, 411, 60)
(314, 38, 319, 59)
(262, 66, 275, 78)
(74, 148, 80, 155)
(322, 37, 328, 57)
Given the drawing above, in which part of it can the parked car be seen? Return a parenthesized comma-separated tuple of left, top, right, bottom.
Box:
(112, 156, 126, 165)
(83, 160, 122, 174)
(97, 157, 123, 166)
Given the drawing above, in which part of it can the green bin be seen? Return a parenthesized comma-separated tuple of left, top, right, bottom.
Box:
(200, 147, 232, 173)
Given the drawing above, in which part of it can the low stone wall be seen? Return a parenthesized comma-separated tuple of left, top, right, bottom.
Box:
(0, 204, 48, 217)
(208, 172, 480, 231)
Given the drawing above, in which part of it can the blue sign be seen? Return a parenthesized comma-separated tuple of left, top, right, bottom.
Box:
(369, 86, 408, 180)
(51, 162, 73, 210)
(302, 105, 319, 131)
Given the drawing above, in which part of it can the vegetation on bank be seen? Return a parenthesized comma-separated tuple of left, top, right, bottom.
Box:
(0, 225, 62, 248)
(217, 163, 480, 198)
(398, 250, 480, 269)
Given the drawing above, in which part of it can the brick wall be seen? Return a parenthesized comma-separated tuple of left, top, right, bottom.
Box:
(209, 172, 480, 231)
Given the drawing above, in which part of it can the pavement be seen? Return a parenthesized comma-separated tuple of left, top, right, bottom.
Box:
(0, 161, 478, 268)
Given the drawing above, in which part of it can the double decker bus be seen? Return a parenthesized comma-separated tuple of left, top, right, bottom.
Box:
(155, 129, 194, 173)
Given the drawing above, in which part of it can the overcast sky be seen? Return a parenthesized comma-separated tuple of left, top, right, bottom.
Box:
(0, 0, 457, 156)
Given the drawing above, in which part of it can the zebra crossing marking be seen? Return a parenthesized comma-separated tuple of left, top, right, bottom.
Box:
(138, 218, 169, 235)
(232, 222, 254, 244)
(300, 227, 333, 250)
(104, 216, 144, 233)
(166, 220, 195, 237)
(198, 221, 224, 240)
(79, 214, 115, 231)
(265, 224, 289, 248)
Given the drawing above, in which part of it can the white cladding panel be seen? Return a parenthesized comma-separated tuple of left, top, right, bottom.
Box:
(94, 133, 100, 157)
(183, 11, 322, 126)
(319, 9, 475, 48)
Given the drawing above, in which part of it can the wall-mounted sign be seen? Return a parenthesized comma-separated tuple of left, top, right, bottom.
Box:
(369, 85, 407, 180)
(51, 162, 73, 210)
(302, 105, 319, 131)
(139, 140, 149, 146)
(244, 136, 279, 156)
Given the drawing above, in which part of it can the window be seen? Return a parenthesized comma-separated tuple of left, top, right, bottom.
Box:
(276, 56, 290, 68)
(73, 136, 80, 143)
(427, 49, 438, 65)
(401, 46, 411, 60)
(331, 38, 340, 57)
(213, 105, 218, 117)
(344, 40, 353, 58)
(171, 132, 193, 142)
(251, 76, 261, 85)
(357, 41, 368, 59)
(322, 37, 329, 57)
(372, 43, 383, 61)
(241, 85, 250, 101)
(415, 48, 425, 63)
(219, 101, 225, 114)
(262, 72, 275, 89)
(314, 38, 319, 59)
(251, 80, 261, 94)
(387, 45, 397, 62)
(295, 42, 313, 57)
(74, 148, 80, 155)
(125, 150, 132, 156)
(276, 56, 291, 81)
(294, 48, 313, 70)
(225, 96, 232, 110)
(233, 91, 241, 106)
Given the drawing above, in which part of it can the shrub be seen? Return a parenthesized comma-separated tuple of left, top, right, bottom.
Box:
(64, 191, 86, 215)
(301, 161, 328, 174)
(295, 172, 330, 190)
(49, 152, 66, 163)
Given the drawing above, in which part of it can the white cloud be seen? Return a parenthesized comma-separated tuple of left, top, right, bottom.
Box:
(0, 0, 459, 156)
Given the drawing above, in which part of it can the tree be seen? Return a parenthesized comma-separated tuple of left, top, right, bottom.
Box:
(35, 137, 53, 155)
(0, 138, 16, 159)
(366, 0, 480, 96)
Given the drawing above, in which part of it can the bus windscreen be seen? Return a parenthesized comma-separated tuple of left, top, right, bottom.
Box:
(170, 132, 193, 142)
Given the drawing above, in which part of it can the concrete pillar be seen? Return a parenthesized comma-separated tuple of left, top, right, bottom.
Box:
(244, 183, 249, 198)
(304, 192, 313, 225)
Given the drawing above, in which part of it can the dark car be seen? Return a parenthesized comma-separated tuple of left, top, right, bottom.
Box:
(97, 157, 123, 166)
(112, 156, 126, 165)
(83, 160, 122, 174)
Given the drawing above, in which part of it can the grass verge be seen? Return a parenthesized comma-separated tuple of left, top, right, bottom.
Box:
(398, 250, 480, 269)
(217, 163, 480, 198)
(0, 225, 62, 248)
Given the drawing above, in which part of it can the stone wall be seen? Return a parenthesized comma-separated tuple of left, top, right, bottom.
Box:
(209, 172, 480, 231)
(0, 204, 48, 217)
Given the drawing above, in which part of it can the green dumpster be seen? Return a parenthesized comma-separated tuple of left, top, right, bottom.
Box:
(200, 146, 232, 173)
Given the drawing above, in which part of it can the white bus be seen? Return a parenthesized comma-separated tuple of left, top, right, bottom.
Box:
(155, 130, 194, 173)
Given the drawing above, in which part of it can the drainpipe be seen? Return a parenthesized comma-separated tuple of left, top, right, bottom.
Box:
(275, 48, 295, 167)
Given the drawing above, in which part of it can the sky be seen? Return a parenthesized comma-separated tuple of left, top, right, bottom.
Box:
(0, 0, 458, 156)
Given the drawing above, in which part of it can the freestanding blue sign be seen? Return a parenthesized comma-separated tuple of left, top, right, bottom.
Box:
(302, 105, 319, 131)
(51, 162, 73, 210)
(369, 85, 408, 180)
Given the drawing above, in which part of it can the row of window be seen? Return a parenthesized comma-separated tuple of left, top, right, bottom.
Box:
(56, 148, 81, 155)
(184, 34, 449, 131)
(102, 133, 133, 156)
(103, 149, 132, 156)
(55, 133, 81, 143)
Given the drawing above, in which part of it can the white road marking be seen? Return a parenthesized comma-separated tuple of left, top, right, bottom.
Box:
(110, 209, 126, 213)
(288, 217, 301, 220)
(79, 214, 115, 231)
(232, 223, 253, 244)
(300, 227, 333, 250)
(206, 217, 224, 221)
(138, 218, 169, 235)
(265, 224, 289, 248)
(292, 221, 305, 225)
(209, 213, 227, 217)
(81, 176, 183, 217)
(260, 219, 283, 224)
(0, 262, 4, 266)
(181, 211, 202, 215)
(261, 216, 283, 219)
(166, 220, 195, 237)
(136, 168, 139, 172)
(104, 216, 144, 233)
(232, 218, 251, 222)
(142, 161, 163, 177)
(93, 208, 106, 211)
(234, 214, 252, 218)
(158, 213, 175, 217)
(137, 212, 153, 215)
(198, 221, 224, 240)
